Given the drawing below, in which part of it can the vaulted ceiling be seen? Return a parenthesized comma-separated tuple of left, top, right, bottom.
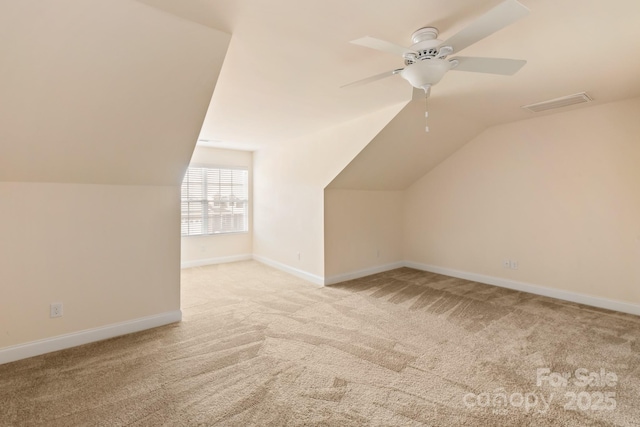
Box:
(0, 0, 230, 185)
(136, 0, 640, 189)
(7, 1, 639, 188)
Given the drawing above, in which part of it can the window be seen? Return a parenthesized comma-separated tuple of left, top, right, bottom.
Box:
(181, 166, 249, 236)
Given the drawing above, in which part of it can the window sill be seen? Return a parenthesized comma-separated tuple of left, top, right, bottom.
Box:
(181, 231, 249, 238)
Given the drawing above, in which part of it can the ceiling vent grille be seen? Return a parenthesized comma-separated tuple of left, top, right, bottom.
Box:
(521, 92, 593, 113)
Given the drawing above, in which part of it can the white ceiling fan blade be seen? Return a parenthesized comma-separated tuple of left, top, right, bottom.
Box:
(350, 36, 416, 57)
(440, 0, 529, 54)
(341, 69, 402, 88)
(450, 56, 526, 75)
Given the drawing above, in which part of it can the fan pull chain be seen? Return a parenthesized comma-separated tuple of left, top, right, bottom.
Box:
(425, 95, 429, 133)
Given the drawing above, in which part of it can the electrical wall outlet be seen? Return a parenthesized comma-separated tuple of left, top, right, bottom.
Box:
(50, 303, 63, 318)
(503, 260, 519, 270)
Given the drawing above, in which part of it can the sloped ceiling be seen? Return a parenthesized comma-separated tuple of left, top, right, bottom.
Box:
(327, 95, 486, 190)
(12, 1, 639, 188)
(135, 0, 640, 189)
(0, 0, 230, 185)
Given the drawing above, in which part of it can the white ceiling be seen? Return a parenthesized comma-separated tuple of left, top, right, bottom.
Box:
(137, 0, 640, 150)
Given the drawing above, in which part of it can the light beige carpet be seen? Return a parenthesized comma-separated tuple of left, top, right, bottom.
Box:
(2, 261, 640, 426)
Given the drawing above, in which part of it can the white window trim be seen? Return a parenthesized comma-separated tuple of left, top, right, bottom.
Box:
(181, 164, 249, 237)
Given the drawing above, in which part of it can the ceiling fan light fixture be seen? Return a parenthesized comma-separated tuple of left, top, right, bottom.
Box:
(343, 0, 530, 131)
(400, 59, 451, 89)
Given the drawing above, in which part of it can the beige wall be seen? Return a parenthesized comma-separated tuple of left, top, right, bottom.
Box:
(181, 147, 253, 266)
(324, 190, 404, 280)
(253, 103, 406, 280)
(404, 97, 640, 305)
(0, 183, 180, 348)
(0, 1, 230, 355)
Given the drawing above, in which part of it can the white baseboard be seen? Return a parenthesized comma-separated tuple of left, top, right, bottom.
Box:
(0, 310, 182, 365)
(4, 258, 637, 365)
(181, 254, 253, 269)
(324, 261, 405, 286)
(252, 254, 325, 286)
(404, 261, 640, 317)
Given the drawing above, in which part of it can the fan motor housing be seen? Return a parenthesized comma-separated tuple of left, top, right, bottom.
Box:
(406, 27, 444, 65)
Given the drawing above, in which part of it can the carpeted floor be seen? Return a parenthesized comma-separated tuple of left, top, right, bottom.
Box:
(1, 260, 640, 426)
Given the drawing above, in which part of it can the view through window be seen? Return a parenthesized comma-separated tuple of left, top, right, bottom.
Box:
(181, 166, 249, 236)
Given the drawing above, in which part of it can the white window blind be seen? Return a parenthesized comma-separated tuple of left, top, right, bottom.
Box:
(181, 166, 249, 236)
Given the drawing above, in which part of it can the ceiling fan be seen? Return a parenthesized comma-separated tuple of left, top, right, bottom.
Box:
(344, 0, 530, 108)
